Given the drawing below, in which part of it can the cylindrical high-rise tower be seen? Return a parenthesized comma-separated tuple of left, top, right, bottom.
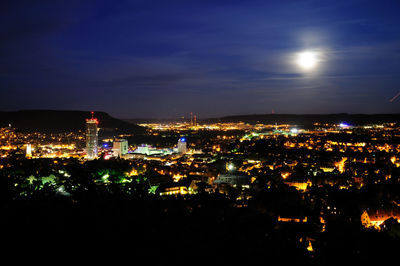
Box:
(86, 112, 98, 160)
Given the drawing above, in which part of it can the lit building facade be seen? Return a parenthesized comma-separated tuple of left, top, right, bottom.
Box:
(361, 209, 400, 229)
(177, 138, 187, 154)
(26, 144, 32, 158)
(86, 113, 98, 160)
(113, 139, 128, 157)
(132, 144, 173, 156)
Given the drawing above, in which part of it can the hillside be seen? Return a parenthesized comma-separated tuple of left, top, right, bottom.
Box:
(0, 110, 145, 133)
(204, 113, 400, 127)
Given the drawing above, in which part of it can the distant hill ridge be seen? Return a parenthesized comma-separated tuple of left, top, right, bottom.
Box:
(205, 113, 400, 126)
(0, 110, 145, 133)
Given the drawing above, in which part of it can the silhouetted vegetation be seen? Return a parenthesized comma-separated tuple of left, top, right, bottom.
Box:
(1, 157, 400, 264)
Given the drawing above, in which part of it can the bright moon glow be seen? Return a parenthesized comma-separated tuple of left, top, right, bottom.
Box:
(296, 51, 319, 70)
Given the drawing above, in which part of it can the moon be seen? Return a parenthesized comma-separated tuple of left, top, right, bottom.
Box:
(296, 51, 319, 71)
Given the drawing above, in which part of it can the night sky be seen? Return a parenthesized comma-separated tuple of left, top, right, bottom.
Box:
(1, 0, 400, 118)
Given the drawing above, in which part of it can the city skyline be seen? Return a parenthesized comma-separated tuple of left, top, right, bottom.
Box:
(1, 1, 400, 118)
(2, 2, 400, 260)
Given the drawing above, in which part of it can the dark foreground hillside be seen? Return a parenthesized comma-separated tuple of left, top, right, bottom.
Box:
(1, 158, 399, 265)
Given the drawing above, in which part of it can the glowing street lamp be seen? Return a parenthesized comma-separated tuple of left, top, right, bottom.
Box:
(227, 163, 235, 171)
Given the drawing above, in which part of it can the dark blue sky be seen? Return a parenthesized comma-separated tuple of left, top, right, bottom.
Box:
(1, 0, 400, 118)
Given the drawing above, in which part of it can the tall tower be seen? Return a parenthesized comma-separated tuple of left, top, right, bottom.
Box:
(86, 112, 98, 160)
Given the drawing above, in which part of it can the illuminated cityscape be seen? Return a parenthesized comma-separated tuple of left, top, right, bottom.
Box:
(1, 111, 400, 262)
(2, 0, 400, 264)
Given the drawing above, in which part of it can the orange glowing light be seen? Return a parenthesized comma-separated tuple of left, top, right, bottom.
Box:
(281, 172, 290, 179)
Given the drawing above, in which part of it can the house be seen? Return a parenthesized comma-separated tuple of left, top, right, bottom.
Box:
(157, 180, 193, 196)
(361, 208, 400, 229)
(213, 174, 251, 187)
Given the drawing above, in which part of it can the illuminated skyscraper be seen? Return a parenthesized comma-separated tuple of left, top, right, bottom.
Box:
(86, 112, 98, 160)
(177, 137, 187, 154)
